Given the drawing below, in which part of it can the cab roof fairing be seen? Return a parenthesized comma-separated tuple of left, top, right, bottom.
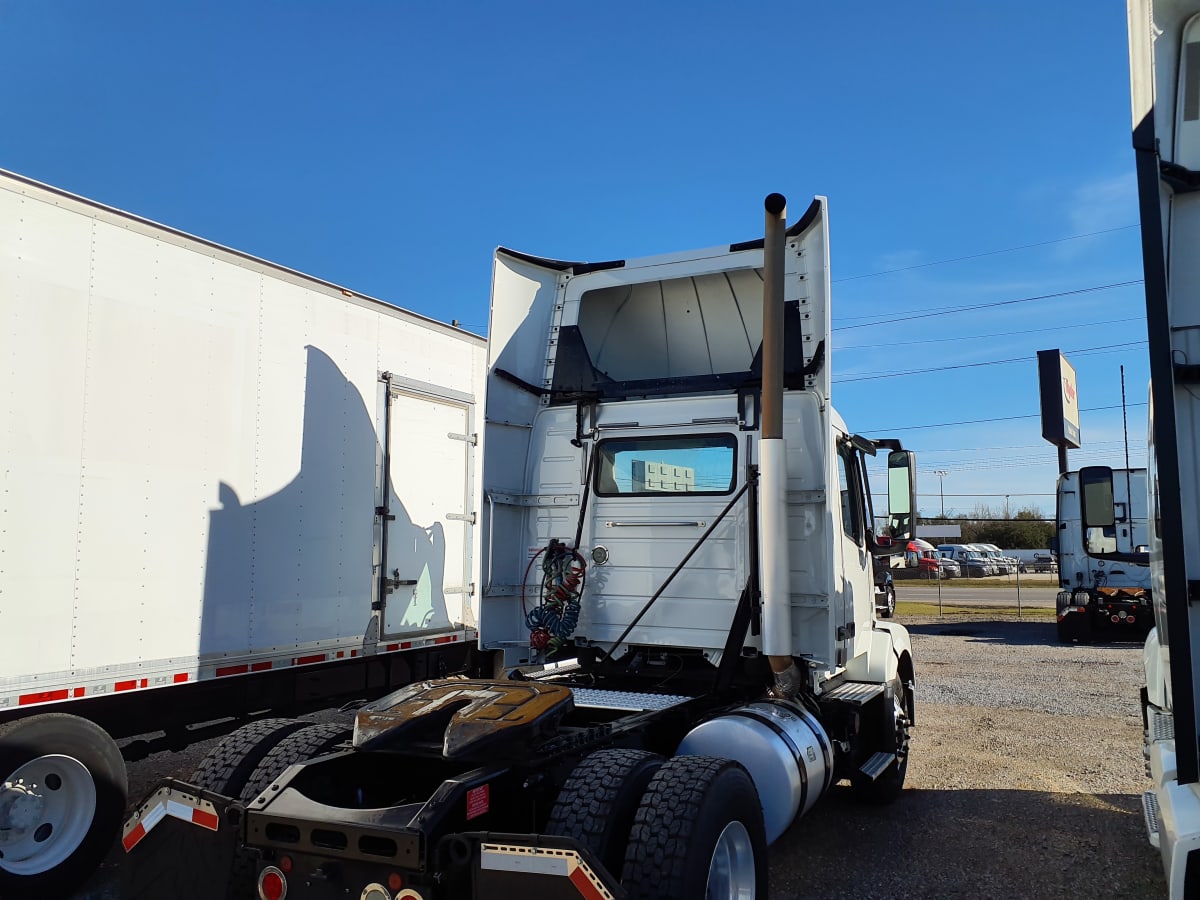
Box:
(490, 196, 832, 409)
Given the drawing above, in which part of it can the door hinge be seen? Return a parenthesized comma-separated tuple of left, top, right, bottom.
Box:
(447, 512, 477, 524)
(449, 432, 478, 445)
(375, 506, 396, 521)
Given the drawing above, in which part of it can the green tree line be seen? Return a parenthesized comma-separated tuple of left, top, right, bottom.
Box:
(920, 504, 1053, 550)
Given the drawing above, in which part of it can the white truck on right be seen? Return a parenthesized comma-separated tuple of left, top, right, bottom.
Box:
(1112, 1, 1200, 893)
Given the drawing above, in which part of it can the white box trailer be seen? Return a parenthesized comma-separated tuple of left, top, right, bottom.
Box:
(0, 169, 485, 897)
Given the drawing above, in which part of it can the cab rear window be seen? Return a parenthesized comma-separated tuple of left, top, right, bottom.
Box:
(594, 434, 737, 496)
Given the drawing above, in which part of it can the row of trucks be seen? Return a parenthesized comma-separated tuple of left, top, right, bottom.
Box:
(0, 175, 919, 899)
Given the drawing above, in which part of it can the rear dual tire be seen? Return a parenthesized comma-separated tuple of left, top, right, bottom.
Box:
(621, 756, 767, 899)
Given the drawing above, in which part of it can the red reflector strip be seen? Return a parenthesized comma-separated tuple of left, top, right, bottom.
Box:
(434, 635, 455, 645)
(18, 688, 70, 706)
(569, 864, 608, 900)
(173, 673, 189, 683)
(73, 687, 86, 698)
(251, 661, 272, 672)
(294, 653, 325, 666)
(386, 643, 400, 652)
(216, 664, 249, 677)
(122, 822, 147, 852)
(165, 799, 219, 831)
(115, 680, 136, 692)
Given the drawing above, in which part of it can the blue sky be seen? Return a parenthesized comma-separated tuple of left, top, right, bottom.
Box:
(0, 1, 1148, 523)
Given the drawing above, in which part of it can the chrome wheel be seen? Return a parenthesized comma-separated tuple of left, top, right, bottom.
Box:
(705, 819, 756, 899)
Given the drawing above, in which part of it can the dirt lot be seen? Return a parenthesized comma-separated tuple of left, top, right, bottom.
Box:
(768, 614, 1165, 899)
(74, 612, 1167, 898)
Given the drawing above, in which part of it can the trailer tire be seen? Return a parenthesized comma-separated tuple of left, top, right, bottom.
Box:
(620, 756, 766, 900)
(0, 713, 127, 900)
(851, 678, 912, 804)
(188, 717, 308, 798)
(546, 748, 663, 874)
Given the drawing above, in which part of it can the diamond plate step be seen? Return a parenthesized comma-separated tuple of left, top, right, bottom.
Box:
(570, 688, 691, 711)
(823, 681, 886, 705)
(1143, 790, 1161, 849)
(859, 751, 896, 781)
(1148, 708, 1175, 742)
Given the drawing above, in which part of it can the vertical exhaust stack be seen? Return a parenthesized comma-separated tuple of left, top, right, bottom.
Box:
(761, 193, 799, 696)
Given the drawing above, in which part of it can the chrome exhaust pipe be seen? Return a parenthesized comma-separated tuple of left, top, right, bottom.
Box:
(760, 193, 796, 691)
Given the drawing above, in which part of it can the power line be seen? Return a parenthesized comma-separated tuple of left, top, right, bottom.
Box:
(835, 317, 1145, 352)
(835, 340, 1146, 384)
(833, 224, 1140, 284)
(833, 279, 1142, 332)
(864, 400, 1148, 433)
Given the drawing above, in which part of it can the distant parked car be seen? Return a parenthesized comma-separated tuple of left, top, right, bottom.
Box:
(873, 557, 896, 618)
(937, 544, 996, 577)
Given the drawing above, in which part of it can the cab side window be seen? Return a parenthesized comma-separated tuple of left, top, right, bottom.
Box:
(836, 444, 864, 544)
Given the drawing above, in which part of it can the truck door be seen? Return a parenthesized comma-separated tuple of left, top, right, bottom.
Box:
(376, 379, 475, 637)
(834, 437, 872, 665)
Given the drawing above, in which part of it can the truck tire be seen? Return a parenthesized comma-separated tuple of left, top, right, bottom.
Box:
(620, 756, 766, 900)
(545, 748, 663, 875)
(0, 713, 127, 900)
(220, 723, 352, 898)
(851, 678, 912, 804)
(188, 717, 308, 798)
(238, 722, 351, 804)
(880, 585, 897, 618)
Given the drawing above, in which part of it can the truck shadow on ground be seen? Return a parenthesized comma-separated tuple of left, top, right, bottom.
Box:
(769, 785, 1165, 899)
(904, 619, 1146, 650)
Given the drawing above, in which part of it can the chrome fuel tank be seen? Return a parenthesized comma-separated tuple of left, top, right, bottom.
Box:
(675, 699, 833, 844)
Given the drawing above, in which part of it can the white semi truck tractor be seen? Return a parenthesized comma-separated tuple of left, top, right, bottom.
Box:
(1087, 2, 1200, 894)
(121, 193, 918, 900)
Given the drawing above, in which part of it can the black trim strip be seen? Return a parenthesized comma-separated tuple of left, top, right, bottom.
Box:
(1135, 110, 1199, 784)
(728, 197, 823, 252)
(496, 246, 626, 274)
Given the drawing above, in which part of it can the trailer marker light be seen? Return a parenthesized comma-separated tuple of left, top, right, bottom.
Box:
(388, 872, 404, 891)
(258, 865, 287, 900)
(278, 854, 293, 873)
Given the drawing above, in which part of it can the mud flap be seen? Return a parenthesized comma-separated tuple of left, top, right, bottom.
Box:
(118, 779, 244, 900)
(454, 832, 626, 899)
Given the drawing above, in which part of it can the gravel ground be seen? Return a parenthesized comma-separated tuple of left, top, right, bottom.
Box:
(767, 614, 1165, 899)
(73, 612, 1167, 898)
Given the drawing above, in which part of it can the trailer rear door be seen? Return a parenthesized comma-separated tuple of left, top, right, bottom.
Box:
(377, 381, 476, 636)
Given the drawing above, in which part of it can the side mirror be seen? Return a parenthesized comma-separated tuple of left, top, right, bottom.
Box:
(886, 450, 916, 543)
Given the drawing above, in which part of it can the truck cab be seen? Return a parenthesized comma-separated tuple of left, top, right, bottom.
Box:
(120, 196, 919, 900)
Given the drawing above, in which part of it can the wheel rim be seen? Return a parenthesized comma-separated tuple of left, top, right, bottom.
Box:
(705, 819, 755, 899)
(0, 754, 97, 875)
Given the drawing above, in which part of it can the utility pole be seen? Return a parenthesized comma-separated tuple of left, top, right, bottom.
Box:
(933, 470, 949, 518)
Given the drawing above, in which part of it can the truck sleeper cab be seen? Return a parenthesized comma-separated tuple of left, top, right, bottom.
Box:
(121, 195, 918, 900)
(1056, 467, 1152, 644)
